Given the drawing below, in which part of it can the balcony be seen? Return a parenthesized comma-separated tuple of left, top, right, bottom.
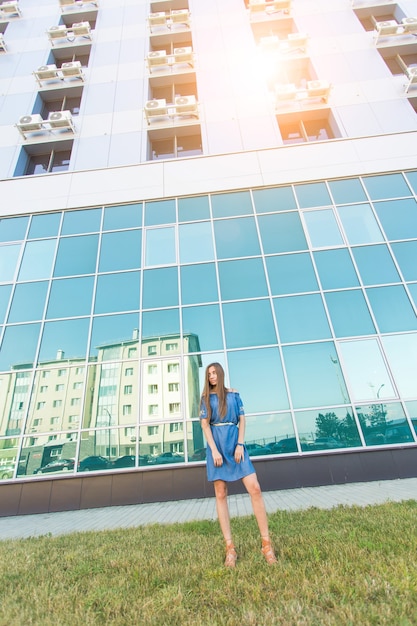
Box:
(144, 96, 199, 126)
(33, 62, 85, 88)
(275, 80, 331, 109)
(147, 47, 194, 74)
(148, 9, 190, 33)
(16, 111, 75, 140)
(0, 1, 21, 19)
(373, 17, 417, 45)
(47, 21, 92, 47)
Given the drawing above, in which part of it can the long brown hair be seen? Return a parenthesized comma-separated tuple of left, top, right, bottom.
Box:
(201, 362, 228, 420)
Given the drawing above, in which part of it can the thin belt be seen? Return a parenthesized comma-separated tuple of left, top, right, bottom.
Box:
(212, 422, 237, 427)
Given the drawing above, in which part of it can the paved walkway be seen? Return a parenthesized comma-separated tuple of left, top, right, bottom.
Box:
(0, 477, 416, 541)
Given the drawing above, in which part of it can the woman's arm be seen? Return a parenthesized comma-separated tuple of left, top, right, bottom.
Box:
(235, 413, 246, 463)
(200, 417, 223, 467)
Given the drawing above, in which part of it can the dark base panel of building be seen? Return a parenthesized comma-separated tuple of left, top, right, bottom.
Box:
(1, 447, 417, 518)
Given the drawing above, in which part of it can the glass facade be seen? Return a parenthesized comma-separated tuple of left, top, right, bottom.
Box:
(0, 170, 417, 480)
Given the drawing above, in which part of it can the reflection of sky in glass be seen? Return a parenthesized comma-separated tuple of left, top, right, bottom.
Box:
(223, 300, 277, 348)
(227, 347, 289, 412)
(182, 304, 223, 352)
(39, 318, 90, 362)
(99, 230, 142, 272)
(366, 285, 417, 332)
(47, 277, 94, 319)
(145, 227, 176, 266)
(245, 413, 294, 444)
(0, 216, 28, 242)
(314, 248, 359, 289)
(179, 222, 214, 264)
(0, 244, 21, 281)
(142, 308, 180, 338)
(391, 241, 417, 281)
(178, 195, 210, 222)
(28, 213, 61, 239)
(303, 209, 344, 248)
(9, 281, 49, 322)
(90, 313, 139, 357)
(61, 208, 102, 235)
(337, 204, 384, 245)
(325, 290, 376, 337)
(219, 258, 268, 300)
(294, 182, 331, 208)
(103, 203, 142, 230)
(274, 294, 331, 342)
(180, 263, 218, 305)
(266, 253, 319, 295)
(338, 339, 394, 402)
(283, 342, 350, 408)
(18, 239, 56, 281)
(373, 199, 417, 240)
(362, 173, 411, 200)
(0, 323, 41, 370)
(94, 272, 140, 314)
(0, 285, 11, 323)
(382, 334, 417, 398)
(211, 191, 253, 218)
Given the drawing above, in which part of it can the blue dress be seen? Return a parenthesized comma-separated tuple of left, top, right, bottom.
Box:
(200, 391, 255, 482)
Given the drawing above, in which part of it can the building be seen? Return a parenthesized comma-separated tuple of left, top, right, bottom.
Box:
(0, 0, 417, 516)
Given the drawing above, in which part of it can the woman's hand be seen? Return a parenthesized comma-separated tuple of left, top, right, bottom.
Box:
(234, 445, 244, 464)
(212, 449, 223, 467)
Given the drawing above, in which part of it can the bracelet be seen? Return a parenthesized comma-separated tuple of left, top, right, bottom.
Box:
(236, 443, 244, 447)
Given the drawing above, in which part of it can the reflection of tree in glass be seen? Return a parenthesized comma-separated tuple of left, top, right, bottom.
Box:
(357, 404, 387, 444)
(315, 411, 359, 445)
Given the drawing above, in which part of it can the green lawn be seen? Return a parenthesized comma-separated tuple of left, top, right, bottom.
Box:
(1, 501, 417, 625)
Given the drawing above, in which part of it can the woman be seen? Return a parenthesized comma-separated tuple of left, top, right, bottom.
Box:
(199, 362, 277, 568)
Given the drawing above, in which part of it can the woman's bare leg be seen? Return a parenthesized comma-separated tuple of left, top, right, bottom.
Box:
(242, 473, 277, 563)
(214, 480, 237, 566)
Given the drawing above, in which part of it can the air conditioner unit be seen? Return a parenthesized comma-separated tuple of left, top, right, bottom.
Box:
(61, 60, 83, 78)
(173, 46, 193, 64)
(148, 12, 167, 29)
(402, 17, 417, 24)
(18, 114, 44, 128)
(170, 9, 190, 25)
(48, 110, 74, 129)
(175, 95, 197, 114)
(144, 99, 168, 124)
(48, 25, 68, 37)
(147, 50, 168, 68)
(307, 80, 331, 101)
(276, 83, 297, 100)
(71, 21, 91, 36)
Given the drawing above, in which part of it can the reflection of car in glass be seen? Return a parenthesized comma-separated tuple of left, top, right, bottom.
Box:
(113, 455, 150, 468)
(189, 448, 206, 461)
(147, 452, 184, 465)
(245, 443, 272, 456)
(269, 438, 299, 454)
(34, 459, 75, 474)
(313, 437, 344, 450)
(0, 464, 16, 479)
(78, 456, 113, 472)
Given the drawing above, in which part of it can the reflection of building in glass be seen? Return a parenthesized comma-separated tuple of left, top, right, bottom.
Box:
(1, 0, 417, 508)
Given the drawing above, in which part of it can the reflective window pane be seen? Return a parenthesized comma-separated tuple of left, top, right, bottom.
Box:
(142, 308, 180, 339)
(283, 342, 350, 408)
(142, 267, 178, 308)
(178, 196, 210, 222)
(90, 313, 139, 358)
(314, 249, 359, 289)
(145, 227, 176, 266)
(266, 253, 319, 295)
(352, 245, 401, 285)
(0, 440, 18, 477)
(218, 258, 268, 300)
(0, 285, 12, 323)
(179, 222, 214, 264)
(9, 282, 48, 323)
(363, 173, 411, 200)
(61, 208, 102, 235)
(182, 304, 223, 351)
(0, 217, 28, 243)
(373, 199, 417, 240)
(391, 241, 417, 281)
(294, 182, 331, 208)
(409, 283, 417, 308)
(28, 213, 61, 239)
(180, 263, 218, 305)
(0, 323, 41, 372)
(294, 407, 362, 449)
(139, 424, 185, 464)
(0, 244, 21, 282)
(214, 217, 261, 259)
(303, 209, 344, 248)
(337, 204, 384, 244)
(145, 199, 176, 226)
(325, 290, 376, 337)
(20, 433, 78, 477)
(18, 239, 57, 281)
(258, 213, 307, 254)
(253, 186, 296, 213)
(367, 285, 417, 332)
(78, 432, 115, 471)
(356, 402, 408, 446)
(103, 203, 142, 230)
(382, 333, 417, 399)
(227, 347, 289, 412)
(328, 178, 367, 204)
(245, 413, 295, 453)
(53, 235, 99, 277)
(99, 230, 142, 272)
(39, 318, 90, 363)
(211, 191, 253, 218)
(274, 294, 331, 342)
(223, 300, 277, 348)
(405, 171, 417, 195)
(46, 277, 94, 319)
(338, 339, 394, 402)
(94, 272, 140, 314)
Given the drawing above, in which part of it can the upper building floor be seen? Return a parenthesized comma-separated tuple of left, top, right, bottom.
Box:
(0, 0, 416, 179)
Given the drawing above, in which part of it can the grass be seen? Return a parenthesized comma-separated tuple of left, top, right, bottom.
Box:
(1, 501, 417, 626)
